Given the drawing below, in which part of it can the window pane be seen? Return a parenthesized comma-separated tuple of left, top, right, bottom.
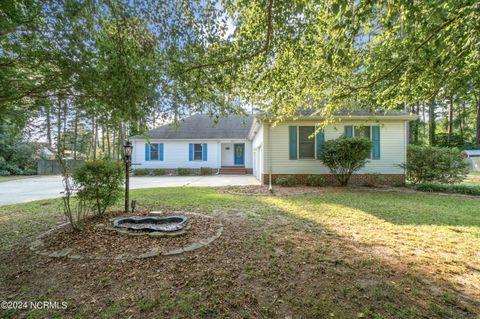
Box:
(299, 126, 315, 159)
(194, 143, 203, 160)
(354, 126, 371, 139)
(150, 144, 158, 160)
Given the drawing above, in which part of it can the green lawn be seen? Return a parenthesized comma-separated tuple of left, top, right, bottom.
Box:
(1, 187, 479, 318)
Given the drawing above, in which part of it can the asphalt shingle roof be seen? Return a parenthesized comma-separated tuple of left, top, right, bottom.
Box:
(130, 114, 254, 140)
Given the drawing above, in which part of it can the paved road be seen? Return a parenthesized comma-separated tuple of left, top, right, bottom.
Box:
(0, 175, 260, 206)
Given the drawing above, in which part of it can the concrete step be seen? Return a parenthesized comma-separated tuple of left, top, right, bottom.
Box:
(219, 166, 247, 175)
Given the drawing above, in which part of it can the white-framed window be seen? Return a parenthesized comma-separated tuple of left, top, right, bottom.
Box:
(150, 144, 159, 160)
(193, 143, 203, 161)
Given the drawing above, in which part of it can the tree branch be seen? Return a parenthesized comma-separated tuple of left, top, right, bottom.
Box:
(178, 0, 274, 75)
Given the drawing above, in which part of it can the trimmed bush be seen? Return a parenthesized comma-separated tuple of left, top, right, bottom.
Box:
(275, 175, 297, 187)
(401, 145, 468, 184)
(150, 169, 166, 176)
(133, 168, 150, 176)
(319, 137, 372, 186)
(134, 168, 166, 176)
(200, 167, 213, 175)
(177, 168, 194, 176)
(414, 183, 480, 196)
(73, 160, 124, 216)
(305, 175, 324, 187)
(362, 173, 386, 187)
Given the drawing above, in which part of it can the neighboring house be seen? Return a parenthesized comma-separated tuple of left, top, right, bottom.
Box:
(464, 150, 480, 172)
(130, 110, 415, 185)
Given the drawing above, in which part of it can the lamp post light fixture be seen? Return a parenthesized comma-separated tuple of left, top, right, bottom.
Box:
(123, 141, 133, 213)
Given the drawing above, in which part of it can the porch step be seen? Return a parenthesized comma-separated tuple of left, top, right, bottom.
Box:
(219, 166, 247, 175)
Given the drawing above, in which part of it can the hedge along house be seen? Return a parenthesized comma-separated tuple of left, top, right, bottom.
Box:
(129, 114, 254, 175)
(130, 110, 415, 184)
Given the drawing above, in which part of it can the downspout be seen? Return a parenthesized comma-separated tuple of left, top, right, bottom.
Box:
(268, 122, 272, 192)
(216, 141, 220, 175)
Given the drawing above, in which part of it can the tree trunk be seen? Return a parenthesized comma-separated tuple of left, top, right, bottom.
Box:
(45, 105, 52, 146)
(119, 123, 124, 160)
(412, 104, 419, 144)
(428, 100, 436, 146)
(112, 129, 116, 160)
(447, 95, 453, 146)
(73, 108, 78, 160)
(459, 101, 465, 146)
(56, 101, 62, 153)
(101, 124, 105, 154)
(476, 94, 480, 146)
(62, 101, 68, 151)
(106, 126, 111, 159)
(92, 115, 97, 161)
(422, 102, 426, 142)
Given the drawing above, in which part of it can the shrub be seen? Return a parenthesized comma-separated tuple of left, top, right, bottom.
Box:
(134, 168, 165, 176)
(319, 137, 372, 186)
(414, 183, 480, 196)
(305, 175, 324, 186)
(73, 160, 124, 216)
(177, 168, 194, 176)
(362, 173, 386, 187)
(275, 175, 297, 187)
(0, 169, 10, 176)
(134, 168, 150, 176)
(150, 168, 165, 176)
(400, 145, 468, 184)
(200, 167, 213, 175)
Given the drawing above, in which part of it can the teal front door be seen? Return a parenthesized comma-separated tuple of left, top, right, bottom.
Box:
(234, 144, 245, 165)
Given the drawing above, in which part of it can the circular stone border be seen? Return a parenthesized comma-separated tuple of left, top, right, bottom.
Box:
(30, 212, 223, 260)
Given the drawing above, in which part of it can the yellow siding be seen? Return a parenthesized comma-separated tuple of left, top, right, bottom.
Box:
(264, 120, 407, 175)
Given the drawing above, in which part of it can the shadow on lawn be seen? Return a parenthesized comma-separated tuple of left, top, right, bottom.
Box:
(287, 191, 480, 227)
(1, 187, 480, 318)
(256, 193, 480, 318)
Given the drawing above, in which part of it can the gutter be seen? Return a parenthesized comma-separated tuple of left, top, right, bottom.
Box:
(268, 122, 272, 192)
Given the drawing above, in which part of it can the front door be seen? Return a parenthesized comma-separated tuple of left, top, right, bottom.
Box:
(234, 144, 245, 165)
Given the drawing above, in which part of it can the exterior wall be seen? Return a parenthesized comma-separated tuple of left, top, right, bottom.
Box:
(263, 174, 405, 186)
(251, 124, 264, 180)
(263, 120, 407, 175)
(131, 140, 252, 170)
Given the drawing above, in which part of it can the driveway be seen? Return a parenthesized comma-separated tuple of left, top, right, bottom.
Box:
(0, 175, 260, 206)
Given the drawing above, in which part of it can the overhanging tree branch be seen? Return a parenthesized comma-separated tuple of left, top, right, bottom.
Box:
(178, 0, 274, 75)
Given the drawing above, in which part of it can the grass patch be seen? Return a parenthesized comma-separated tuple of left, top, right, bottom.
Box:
(1, 187, 479, 318)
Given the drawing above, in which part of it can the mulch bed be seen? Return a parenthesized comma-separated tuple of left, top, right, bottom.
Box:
(218, 185, 387, 196)
(40, 210, 219, 258)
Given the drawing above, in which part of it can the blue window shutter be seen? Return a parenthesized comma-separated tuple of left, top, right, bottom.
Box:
(188, 143, 193, 161)
(202, 143, 208, 161)
(289, 126, 298, 160)
(316, 129, 325, 160)
(159, 143, 164, 161)
(372, 126, 380, 160)
(344, 125, 353, 137)
(145, 143, 150, 161)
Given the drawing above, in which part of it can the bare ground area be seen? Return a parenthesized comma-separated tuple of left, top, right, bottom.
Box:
(0, 187, 479, 318)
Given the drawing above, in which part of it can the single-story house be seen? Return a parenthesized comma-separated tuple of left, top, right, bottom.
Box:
(130, 110, 415, 185)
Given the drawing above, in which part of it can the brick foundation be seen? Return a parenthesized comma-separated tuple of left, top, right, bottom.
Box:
(262, 174, 405, 186)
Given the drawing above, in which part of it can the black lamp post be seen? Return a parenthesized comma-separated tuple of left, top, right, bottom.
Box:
(123, 141, 133, 213)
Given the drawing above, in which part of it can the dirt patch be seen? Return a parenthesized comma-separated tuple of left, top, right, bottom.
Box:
(39, 210, 219, 259)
